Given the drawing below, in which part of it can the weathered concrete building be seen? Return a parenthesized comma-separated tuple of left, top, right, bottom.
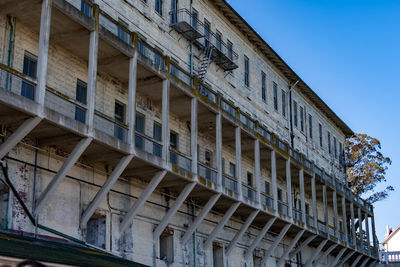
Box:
(0, 0, 379, 266)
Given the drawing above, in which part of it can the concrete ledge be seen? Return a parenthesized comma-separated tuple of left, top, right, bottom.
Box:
(0, 88, 41, 117)
(99, 27, 135, 58)
(53, 0, 95, 31)
(92, 129, 131, 154)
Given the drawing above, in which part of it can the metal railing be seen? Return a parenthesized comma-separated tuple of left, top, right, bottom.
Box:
(221, 99, 238, 121)
(318, 221, 327, 235)
(99, 11, 132, 45)
(169, 8, 204, 38)
(258, 126, 272, 143)
(242, 183, 256, 201)
(134, 132, 162, 158)
(94, 111, 128, 142)
(240, 113, 255, 131)
(198, 162, 217, 184)
(170, 63, 193, 87)
(275, 137, 288, 153)
(222, 174, 238, 192)
(290, 148, 301, 163)
(306, 215, 314, 227)
(169, 148, 191, 172)
(292, 208, 303, 222)
(261, 192, 272, 208)
(45, 87, 87, 124)
(137, 40, 165, 72)
(0, 63, 37, 101)
(198, 83, 217, 104)
(278, 201, 289, 216)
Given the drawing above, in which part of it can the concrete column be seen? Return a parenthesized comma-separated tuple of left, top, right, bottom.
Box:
(254, 139, 261, 203)
(342, 196, 348, 242)
(358, 207, 364, 251)
(286, 158, 293, 218)
(216, 112, 222, 186)
(36, 0, 52, 106)
(350, 201, 356, 246)
(323, 184, 328, 230)
(333, 190, 338, 238)
(299, 168, 306, 223)
(235, 127, 242, 198)
(86, 5, 99, 129)
(371, 208, 377, 252)
(191, 98, 198, 174)
(161, 80, 170, 161)
(127, 52, 138, 146)
(365, 213, 370, 255)
(271, 150, 278, 211)
(311, 173, 318, 228)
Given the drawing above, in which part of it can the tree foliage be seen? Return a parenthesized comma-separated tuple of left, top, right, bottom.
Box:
(345, 133, 393, 203)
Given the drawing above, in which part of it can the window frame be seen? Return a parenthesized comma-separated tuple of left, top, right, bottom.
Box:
(273, 82, 278, 111)
(244, 56, 250, 87)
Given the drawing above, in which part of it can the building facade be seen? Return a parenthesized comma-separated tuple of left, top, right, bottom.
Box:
(0, 0, 378, 266)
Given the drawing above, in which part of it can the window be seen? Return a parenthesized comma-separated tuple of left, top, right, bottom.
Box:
(334, 137, 337, 158)
(246, 172, 253, 199)
(319, 123, 323, 147)
(22, 52, 37, 100)
(222, 158, 225, 174)
(273, 82, 278, 111)
(305, 203, 310, 215)
(191, 10, 198, 30)
(155, 0, 163, 15)
(281, 90, 286, 117)
(213, 243, 224, 267)
(244, 56, 250, 87)
(153, 122, 162, 157)
(261, 72, 266, 102)
(117, 19, 130, 44)
(135, 113, 145, 149)
(277, 188, 283, 201)
(227, 41, 233, 60)
(300, 106, 304, 132)
(205, 150, 212, 167)
(75, 80, 87, 124)
(339, 142, 344, 164)
(308, 114, 313, 139)
(328, 132, 331, 154)
(229, 162, 236, 177)
(170, 131, 178, 164)
(264, 181, 270, 195)
(81, 0, 92, 16)
(160, 230, 174, 263)
(216, 31, 222, 51)
(204, 21, 211, 47)
(293, 101, 298, 127)
(114, 102, 126, 141)
(86, 215, 106, 249)
(170, 0, 178, 24)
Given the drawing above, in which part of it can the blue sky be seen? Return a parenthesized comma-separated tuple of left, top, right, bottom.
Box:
(227, 0, 400, 242)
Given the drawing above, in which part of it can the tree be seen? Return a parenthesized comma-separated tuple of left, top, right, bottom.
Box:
(345, 133, 393, 203)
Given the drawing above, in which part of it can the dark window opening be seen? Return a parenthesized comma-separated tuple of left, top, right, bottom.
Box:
(21, 52, 37, 100)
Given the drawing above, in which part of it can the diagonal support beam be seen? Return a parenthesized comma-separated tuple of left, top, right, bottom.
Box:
(330, 247, 347, 267)
(120, 170, 167, 234)
(35, 137, 92, 214)
(338, 250, 356, 266)
(204, 202, 240, 249)
(289, 235, 317, 259)
(277, 230, 305, 266)
(304, 239, 328, 267)
(80, 155, 133, 227)
(225, 210, 259, 256)
(181, 193, 221, 245)
(0, 117, 41, 159)
(153, 182, 196, 240)
(350, 254, 363, 267)
(315, 244, 338, 265)
(359, 257, 370, 267)
(244, 217, 276, 261)
(261, 223, 291, 265)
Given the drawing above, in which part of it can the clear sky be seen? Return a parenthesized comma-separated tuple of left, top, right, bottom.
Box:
(226, 0, 400, 243)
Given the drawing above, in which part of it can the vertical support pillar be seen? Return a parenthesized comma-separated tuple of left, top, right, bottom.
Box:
(371, 208, 377, 252)
(86, 5, 99, 129)
(299, 168, 306, 223)
(350, 201, 356, 246)
(235, 127, 242, 198)
(311, 173, 318, 228)
(323, 184, 328, 231)
(161, 79, 170, 161)
(286, 158, 292, 218)
(127, 52, 138, 147)
(365, 213, 370, 255)
(271, 150, 278, 211)
(342, 196, 348, 242)
(36, 0, 52, 106)
(333, 190, 338, 238)
(191, 98, 198, 174)
(216, 112, 222, 186)
(358, 207, 364, 251)
(254, 139, 261, 203)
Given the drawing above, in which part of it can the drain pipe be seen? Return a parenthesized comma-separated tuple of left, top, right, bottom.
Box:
(6, 16, 16, 90)
(288, 80, 299, 147)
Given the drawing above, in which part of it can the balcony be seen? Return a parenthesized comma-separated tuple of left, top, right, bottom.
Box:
(135, 132, 163, 158)
(306, 215, 314, 227)
(198, 162, 218, 184)
(169, 9, 204, 41)
(292, 208, 303, 222)
(278, 201, 289, 216)
(261, 193, 273, 209)
(169, 148, 192, 173)
(240, 113, 256, 133)
(242, 183, 256, 202)
(318, 220, 328, 237)
(222, 174, 238, 193)
(94, 111, 128, 143)
(0, 63, 37, 102)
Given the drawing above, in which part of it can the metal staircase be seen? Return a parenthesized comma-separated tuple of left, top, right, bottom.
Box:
(197, 45, 213, 82)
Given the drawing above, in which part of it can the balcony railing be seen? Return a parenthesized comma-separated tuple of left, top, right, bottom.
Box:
(258, 126, 272, 143)
(278, 201, 289, 216)
(169, 148, 192, 172)
(198, 83, 217, 105)
(328, 225, 336, 237)
(221, 99, 238, 122)
(198, 162, 217, 184)
(169, 8, 204, 41)
(137, 40, 165, 72)
(318, 220, 327, 236)
(135, 132, 163, 158)
(0, 63, 37, 101)
(303, 157, 312, 170)
(306, 215, 314, 227)
(380, 251, 400, 263)
(170, 63, 193, 88)
(99, 11, 132, 45)
(222, 174, 238, 193)
(94, 111, 128, 142)
(275, 137, 289, 153)
(290, 148, 301, 163)
(261, 193, 272, 208)
(338, 231, 345, 243)
(45, 87, 87, 124)
(242, 183, 256, 201)
(80, 0, 93, 18)
(292, 208, 303, 222)
(240, 113, 255, 132)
